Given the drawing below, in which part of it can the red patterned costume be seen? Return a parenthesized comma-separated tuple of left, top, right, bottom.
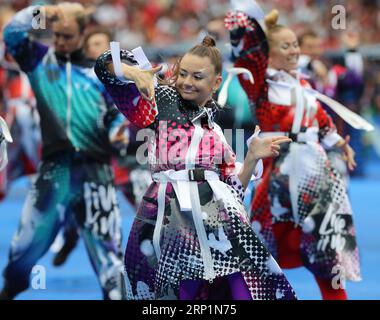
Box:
(226, 12, 361, 299)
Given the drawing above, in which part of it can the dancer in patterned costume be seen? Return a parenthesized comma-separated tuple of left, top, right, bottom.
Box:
(52, 27, 154, 267)
(95, 35, 296, 300)
(226, 7, 361, 300)
(0, 3, 128, 300)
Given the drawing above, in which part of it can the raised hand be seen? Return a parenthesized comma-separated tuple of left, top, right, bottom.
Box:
(132, 65, 162, 101)
(248, 126, 292, 160)
(42, 3, 93, 27)
(42, 5, 67, 24)
(110, 120, 130, 146)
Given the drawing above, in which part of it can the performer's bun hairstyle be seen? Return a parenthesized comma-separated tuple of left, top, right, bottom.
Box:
(264, 9, 280, 30)
(188, 35, 221, 74)
(201, 35, 217, 47)
(264, 9, 289, 48)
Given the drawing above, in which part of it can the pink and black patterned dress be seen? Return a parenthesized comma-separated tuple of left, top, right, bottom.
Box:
(228, 13, 361, 283)
(95, 50, 296, 300)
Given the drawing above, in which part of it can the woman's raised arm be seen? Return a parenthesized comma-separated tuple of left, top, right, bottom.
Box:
(95, 49, 161, 128)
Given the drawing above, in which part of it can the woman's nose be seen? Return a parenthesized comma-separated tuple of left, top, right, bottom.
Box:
(183, 76, 193, 87)
(290, 46, 299, 55)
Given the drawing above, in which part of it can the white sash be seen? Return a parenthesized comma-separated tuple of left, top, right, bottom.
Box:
(266, 70, 374, 132)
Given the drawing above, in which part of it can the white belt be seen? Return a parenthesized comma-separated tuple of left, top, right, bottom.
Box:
(259, 127, 319, 143)
(152, 168, 232, 282)
(153, 168, 220, 183)
(152, 169, 222, 212)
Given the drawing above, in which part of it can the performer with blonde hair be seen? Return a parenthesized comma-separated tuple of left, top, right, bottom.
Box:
(225, 4, 361, 300)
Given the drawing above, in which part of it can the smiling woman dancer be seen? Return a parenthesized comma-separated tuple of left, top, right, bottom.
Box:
(95, 35, 297, 300)
(226, 7, 361, 300)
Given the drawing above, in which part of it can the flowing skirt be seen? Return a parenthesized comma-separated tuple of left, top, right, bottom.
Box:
(251, 141, 361, 282)
(124, 179, 297, 300)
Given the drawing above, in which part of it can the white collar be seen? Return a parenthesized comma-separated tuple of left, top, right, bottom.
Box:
(266, 68, 310, 84)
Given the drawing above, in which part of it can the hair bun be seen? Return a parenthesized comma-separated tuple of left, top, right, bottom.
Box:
(202, 35, 216, 47)
(264, 9, 279, 30)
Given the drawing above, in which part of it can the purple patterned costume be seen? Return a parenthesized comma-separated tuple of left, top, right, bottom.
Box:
(95, 50, 296, 300)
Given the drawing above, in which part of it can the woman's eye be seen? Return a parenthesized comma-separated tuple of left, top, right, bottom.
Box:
(281, 44, 289, 50)
(194, 75, 203, 80)
(179, 72, 186, 77)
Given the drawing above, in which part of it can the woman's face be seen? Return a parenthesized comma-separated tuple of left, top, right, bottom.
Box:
(175, 53, 222, 107)
(269, 28, 300, 72)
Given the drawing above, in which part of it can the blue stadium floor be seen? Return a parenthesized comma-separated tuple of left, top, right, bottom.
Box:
(0, 161, 379, 300)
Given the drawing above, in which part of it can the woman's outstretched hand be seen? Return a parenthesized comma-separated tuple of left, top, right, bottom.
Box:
(248, 126, 292, 160)
(339, 135, 357, 171)
(108, 62, 162, 101)
(239, 126, 291, 189)
(132, 65, 162, 101)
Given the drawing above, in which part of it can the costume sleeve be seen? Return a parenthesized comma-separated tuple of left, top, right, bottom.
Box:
(212, 123, 245, 200)
(3, 6, 49, 73)
(219, 147, 245, 201)
(94, 49, 158, 128)
(225, 11, 269, 102)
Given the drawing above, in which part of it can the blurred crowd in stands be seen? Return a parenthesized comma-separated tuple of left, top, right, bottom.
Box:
(1, 0, 380, 162)
(2, 0, 380, 47)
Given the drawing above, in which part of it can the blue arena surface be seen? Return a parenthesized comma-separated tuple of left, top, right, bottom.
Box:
(0, 160, 379, 300)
